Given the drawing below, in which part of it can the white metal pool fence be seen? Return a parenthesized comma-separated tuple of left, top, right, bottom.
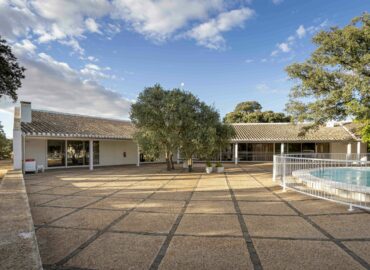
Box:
(273, 153, 370, 210)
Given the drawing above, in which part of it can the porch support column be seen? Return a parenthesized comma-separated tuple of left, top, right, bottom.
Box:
(177, 148, 180, 164)
(281, 143, 285, 155)
(234, 143, 238, 165)
(137, 144, 140, 167)
(89, 140, 93, 170)
(347, 142, 352, 159)
(357, 141, 361, 159)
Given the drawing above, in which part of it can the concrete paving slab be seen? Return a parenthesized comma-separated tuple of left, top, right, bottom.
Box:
(43, 195, 101, 208)
(38, 186, 82, 195)
(244, 215, 326, 238)
(238, 201, 297, 215)
(234, 190, 280, 201)
(253, 239, 364, 270)
(290, 199, 356, 215)
(111, 189, 154, 199)
(74, 186, 119, 197)
(176, 214, 242, 236)
(66, 232, 165, 270)
(111, 212, 178, 234)
(186, 200, 236, 214)
(310, 214, 370, 239)
(136, 199, 185, 213)
(343, 241, 370, 264)
(51, 209, 122, 230)
(31, 206, 75, 225)
(27, 194, 62, 206)
(86, 197, 142, 210)
(159, 236, 252, 270)
(36, 227, 96, 265)
(151, 190, 191, 201)
(191, 191, 232, 201)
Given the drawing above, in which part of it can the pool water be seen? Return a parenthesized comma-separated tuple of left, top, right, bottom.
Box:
(311, 168, 370, 187)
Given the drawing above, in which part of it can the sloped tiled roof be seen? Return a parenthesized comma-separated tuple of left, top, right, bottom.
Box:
(231, 123, 359, 142)
(21, 110, 136, 139)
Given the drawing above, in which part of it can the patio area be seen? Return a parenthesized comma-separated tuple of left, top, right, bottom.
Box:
(25, 163, 370, 270)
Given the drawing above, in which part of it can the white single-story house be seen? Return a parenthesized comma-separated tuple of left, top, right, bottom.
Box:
(13, 102, 368, 171)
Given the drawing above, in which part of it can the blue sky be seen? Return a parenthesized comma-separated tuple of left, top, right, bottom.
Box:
(0, 0, 368, 138)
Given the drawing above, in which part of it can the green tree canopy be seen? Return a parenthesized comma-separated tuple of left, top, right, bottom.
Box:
(130, 84, 234, 171)
(224, 101, 291, 123)
(285, 13, 370, 142)
(0, 36, 25, 101)
(0, 122, 12, 160)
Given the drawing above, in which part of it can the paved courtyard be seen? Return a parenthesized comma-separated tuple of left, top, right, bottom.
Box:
(25, 163, 370, 270)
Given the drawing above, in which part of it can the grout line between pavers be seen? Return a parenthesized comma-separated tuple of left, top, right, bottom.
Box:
(54, 168, 182, 267)
(224, 171, 263, 270)
(240, 165, 370, 270)
(148, 173, 203, 270)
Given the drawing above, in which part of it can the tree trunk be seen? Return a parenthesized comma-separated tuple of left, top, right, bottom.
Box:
(187, 158, 192, 172)
(165, 151, 171, 171)
(170, 154, 175, 169)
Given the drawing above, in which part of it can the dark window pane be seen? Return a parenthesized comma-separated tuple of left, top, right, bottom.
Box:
(93, 141, 99, 165)
(47, 140, 65, 167)
(67, 141, 85, 166)
(302, 143, 315, 153)
(287, 143, 301, 153)
(275, 143, 281, 153)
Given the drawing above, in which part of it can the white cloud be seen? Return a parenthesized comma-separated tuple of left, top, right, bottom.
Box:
(13, 39, 37, 55)
(277, 42, 290, 52)
(85, 18, 101, 34)
(4, 52, 132, 119)
(112, 0, 225, 42)
(296, 25, 306, 38)
(185, 8, 254, 49)
(245, 59, 254, 63)
(1, 0, 254, 51)
(271, 20, 327, 57)
(80, 63, 113, 80)
(0, 0, 111, 54)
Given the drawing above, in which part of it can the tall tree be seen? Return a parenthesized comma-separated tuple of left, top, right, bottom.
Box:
(285, 13, 370, 142)
(224, 101, 291, 123)
(0, 122, 12, 160)
(131, 84, 234, 171)
(0, 36, 25, 101)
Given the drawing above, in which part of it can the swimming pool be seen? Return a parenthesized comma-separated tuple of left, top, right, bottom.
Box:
(310, 168, 370, 187)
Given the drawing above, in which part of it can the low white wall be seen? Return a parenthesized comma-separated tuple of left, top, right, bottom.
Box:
(99, 140, 138, 166)
(25, 138, 47, 168)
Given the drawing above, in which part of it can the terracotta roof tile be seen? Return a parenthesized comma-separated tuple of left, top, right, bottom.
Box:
(21, 110, 135, 139)
(230, 123, 356, 142)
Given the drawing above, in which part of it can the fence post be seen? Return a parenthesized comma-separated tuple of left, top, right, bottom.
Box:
(282, 155, 286, 192)
(272, 155, 276, 182)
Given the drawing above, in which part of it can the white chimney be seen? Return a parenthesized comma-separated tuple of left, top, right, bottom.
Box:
(20, 101, 32, 123)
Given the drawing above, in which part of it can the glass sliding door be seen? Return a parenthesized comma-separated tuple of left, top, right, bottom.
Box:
(47, 140, 66, 167)
(67, 141, 85, 166)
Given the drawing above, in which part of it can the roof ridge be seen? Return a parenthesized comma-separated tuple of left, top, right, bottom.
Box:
(231, 122, 295, 125)
(339, 122, 361, 141)
(32, 109, 132, 124)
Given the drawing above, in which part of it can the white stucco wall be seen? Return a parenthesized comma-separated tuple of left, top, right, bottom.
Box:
(25, 138, 47, 168)
(99, 140, 138, 166)
(330, 142, 367, 154)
